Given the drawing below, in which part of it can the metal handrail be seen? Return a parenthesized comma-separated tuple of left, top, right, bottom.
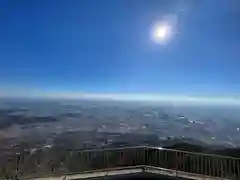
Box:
(1, 146, 240, 179)
(76, 145, 240, 160)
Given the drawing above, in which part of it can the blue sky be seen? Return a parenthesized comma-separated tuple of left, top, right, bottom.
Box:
(0, 0, 240, 99)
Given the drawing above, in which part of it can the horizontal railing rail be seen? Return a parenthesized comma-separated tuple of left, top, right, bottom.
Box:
(1, 146, 240, 179)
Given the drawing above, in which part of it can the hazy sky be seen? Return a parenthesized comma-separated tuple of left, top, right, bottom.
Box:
(0, 0, 240, 98)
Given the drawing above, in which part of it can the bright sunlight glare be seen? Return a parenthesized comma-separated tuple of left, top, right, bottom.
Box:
(151, 23, 172, 45)
(155, 26, 168, 38)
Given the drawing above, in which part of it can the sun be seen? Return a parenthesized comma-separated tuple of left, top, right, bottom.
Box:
(151, 23, 172, 44)
(154, 26, 168, 39)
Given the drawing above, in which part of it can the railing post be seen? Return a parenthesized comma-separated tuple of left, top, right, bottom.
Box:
(203, 154, 206, 175)
(232, 158, 235, 179)
(224, 158, 227, 178)
(156, 149, 159, 167)
(175, 151, 178, 171)
(144, 147, 147, 165)
(193, 153, 196, 174)
(236, 159, 240, 178)
(185, 153, 189, 173)
(212, 156, 215, 177)
(103, 151, 107, 168)
(215, 157, 219, 178)
(164, 150, 168, 169)
(200, 154, 203, 174)
(183, 152, 187, 172)
(228, 158, 231, 179)
(220, 157, 224, 178)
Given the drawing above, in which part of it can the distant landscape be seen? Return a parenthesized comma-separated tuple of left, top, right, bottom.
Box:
(0, 98, 240, 178)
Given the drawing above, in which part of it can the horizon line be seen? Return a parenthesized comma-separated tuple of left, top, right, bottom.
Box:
(0, 91, 240, 105)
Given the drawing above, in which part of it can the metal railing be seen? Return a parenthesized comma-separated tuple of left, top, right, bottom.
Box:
(1, 146, 240, 179)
